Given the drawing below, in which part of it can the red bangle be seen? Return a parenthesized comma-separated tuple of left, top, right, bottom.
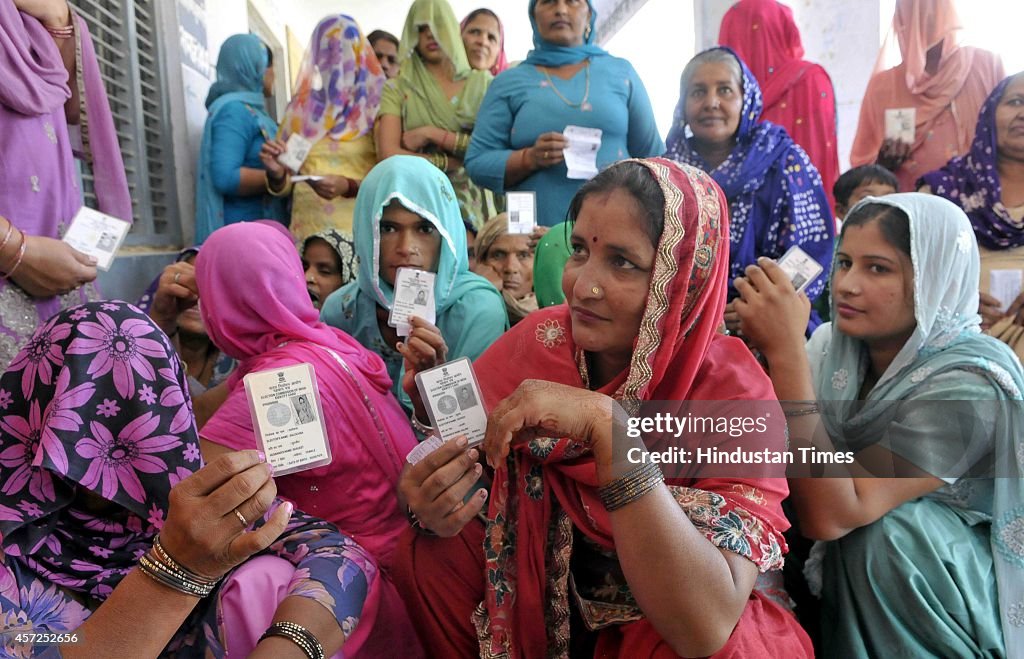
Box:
(342, 177, 360, 199)
(0, 222, 15, 254)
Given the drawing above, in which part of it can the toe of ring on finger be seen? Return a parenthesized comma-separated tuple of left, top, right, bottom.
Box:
(173, 272, 181, 285)
(234, 508, 249, 527)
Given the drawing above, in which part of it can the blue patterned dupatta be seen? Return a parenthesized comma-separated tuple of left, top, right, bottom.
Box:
(808, 193, 1024, 656)
(919, 74, 1024, 249)
(0, 302, 377, 655)
(665, 46, 834, 310)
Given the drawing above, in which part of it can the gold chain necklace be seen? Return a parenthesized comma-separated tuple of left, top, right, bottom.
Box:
(540, 61, 591, 110)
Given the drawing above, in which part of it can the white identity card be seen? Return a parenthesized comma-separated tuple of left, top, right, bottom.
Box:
(990, 269, 1023, 312)
(278, 133, 314, 172)
(505, 191, 537, 234)
(562, 125, 602, 180)
(243, 363, 332, 476)
(777, 245, 823, 294)
(63, 207, 131, 271)
(884, 108, 916, 144)
(388, 267, 436, 337)
(291, 175, 324, 183)
(407, 357, 487, 464)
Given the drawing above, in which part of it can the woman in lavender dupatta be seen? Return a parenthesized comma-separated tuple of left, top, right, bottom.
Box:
(0, 0, 132, 369)
(0, 302, 379, 656)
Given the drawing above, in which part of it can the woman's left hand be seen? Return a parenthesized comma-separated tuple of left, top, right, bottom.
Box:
(399, 316, 449, 424)
(308, 175, 350, 200)
(402, 127, 441, 152)
(483, 379, 613, 469)
(733, 257, 810, 360)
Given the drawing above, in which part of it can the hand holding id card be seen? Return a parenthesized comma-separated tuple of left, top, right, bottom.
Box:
(278, 133, 313, 173)
(505, 192, 537, 235)
(63, 207, 131, 270)
(388, 267, 436, 337)
(776, 245, 824, 294)
(406, 357, 488, 464)
(244, 363, 332, 476)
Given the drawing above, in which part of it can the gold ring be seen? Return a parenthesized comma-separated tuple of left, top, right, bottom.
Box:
(545, 150, 550, 159)
(234, 509, 248, 527)
(591, 286, 600, 295)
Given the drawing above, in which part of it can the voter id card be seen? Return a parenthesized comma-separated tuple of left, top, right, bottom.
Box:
(505, 192, 537, 234)
(244, 363, 332, 476)
(776, 245, 823, 294)
(407, 357, 487, 464)
(388, 267, 436, 337)
(278, 133, 313, 173)
(63, 207, 131, 270)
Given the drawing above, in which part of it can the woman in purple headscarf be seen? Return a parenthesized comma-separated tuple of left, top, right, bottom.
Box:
(920, 72, 1024, 335)
(0, 0, 132, 370)
(0, 301, 380, 656)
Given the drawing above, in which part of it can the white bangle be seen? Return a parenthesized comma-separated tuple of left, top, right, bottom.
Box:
(410, 412, 434, 435)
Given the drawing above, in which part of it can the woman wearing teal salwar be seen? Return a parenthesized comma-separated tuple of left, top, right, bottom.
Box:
(320, 155, 507, 413)
(736, 193, 1024, 657)
(375, 0, 498, 230)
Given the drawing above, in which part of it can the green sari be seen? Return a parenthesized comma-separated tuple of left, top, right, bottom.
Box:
(379, 0, 499, 229)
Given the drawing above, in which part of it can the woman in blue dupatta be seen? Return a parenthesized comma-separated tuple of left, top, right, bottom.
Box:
(320, 155, 507, 413)
(920, 72, 1024, 335)
(465, 0, 663, 228)
(195, 34, 286, 243)
(735, 192, 1024, 657)
(666, 46, 834, 333)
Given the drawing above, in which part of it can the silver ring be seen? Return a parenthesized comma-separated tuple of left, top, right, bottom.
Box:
(234, 509, 248, 527)
(173, 272, 181, 285)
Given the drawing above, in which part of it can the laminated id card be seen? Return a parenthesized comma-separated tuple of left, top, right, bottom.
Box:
(776, 245, 824, 294)
(388, 267, 436, 336)
(413, 357, 487, 451)
(63, 207, 131, 270)
(505, 192, 537, 235)
(243, 363, 332, 476)
(278, 133, 313, 173)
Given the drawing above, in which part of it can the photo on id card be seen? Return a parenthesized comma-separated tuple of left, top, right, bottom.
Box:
(414, 357, 487, 447)
(776, 245, 823, 294)
(243, 363, 332, 476)
(388, 267, 436, 335)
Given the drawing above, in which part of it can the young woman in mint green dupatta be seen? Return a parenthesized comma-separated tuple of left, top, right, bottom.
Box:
(735, 192, 1024, 657)
(195, 34, 285, 242)
(320, 155, 507, 413)
(375, 0, 498, 230)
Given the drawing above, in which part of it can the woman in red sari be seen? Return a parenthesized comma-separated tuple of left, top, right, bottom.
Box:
(394, 158, 812, 657)
(718, 0, 839, 211)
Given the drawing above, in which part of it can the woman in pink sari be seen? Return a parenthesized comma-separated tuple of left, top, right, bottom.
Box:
(850, 0, 1004, 192)
(0, 0, 131, 368)
(195, 221, 422, 657)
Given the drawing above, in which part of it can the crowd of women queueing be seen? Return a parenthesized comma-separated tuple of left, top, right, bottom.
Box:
(2, 0, 1024, 655)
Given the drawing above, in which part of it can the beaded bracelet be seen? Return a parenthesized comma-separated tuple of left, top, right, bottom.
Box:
(1, 233, 27, 281)
(597, 461, 664, 512)
(153, 535, 218, 586)
(259, 621, 325, 659)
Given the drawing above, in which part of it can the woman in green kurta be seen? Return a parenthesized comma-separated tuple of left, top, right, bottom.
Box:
(374, 0, 499, 230)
